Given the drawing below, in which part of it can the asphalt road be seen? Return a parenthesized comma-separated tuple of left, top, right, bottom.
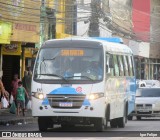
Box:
(0, 117, 160, 139)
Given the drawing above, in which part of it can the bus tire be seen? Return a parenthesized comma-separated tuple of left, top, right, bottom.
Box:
(61, 124, 75, 128)
(125, 103, 128, 123)
(117, 107, 126, 128)
(105, 105, 110, 129)
(117, 116, 125, 128)
(110, 119, 118, 128)
(94, 118, 104, 132)
(38, 117, 49, 132)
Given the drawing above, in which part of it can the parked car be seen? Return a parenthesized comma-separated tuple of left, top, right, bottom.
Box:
(128, 87, 160, 120)
(136, 80, 146, 88)
(143, 80, 160, 87)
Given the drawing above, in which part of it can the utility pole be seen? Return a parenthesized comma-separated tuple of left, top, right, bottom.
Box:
(88, 0, 101, 37)
(40, 0, 47, 47)
(65, 0, 77, 35)
(46, 8, 56, 39)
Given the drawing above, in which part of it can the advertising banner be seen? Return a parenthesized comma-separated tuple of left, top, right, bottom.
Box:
(2, 43, 21, 55)
(0, 21, 12, 44)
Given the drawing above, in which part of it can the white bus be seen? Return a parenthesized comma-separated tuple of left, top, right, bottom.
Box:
(31, 37, 136, 131)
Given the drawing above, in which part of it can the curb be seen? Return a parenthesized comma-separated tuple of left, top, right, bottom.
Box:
(0, 117, 37, 126)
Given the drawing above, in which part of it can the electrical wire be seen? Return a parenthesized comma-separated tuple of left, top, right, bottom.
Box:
(1, 0, 160, 42)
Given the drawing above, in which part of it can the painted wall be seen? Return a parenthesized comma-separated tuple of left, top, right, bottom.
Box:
(109, 0, 132, 35)
(0, 0, 40, 43)
(129, 40, 150, 58)
(132, 0, 150, 42)
(0, 21, 12, 44)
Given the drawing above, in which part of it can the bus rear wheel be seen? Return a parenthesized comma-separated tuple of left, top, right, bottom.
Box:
(117, 108, 126, 128)
(117, 116, 125, 128)
(110, 119, 118, 128)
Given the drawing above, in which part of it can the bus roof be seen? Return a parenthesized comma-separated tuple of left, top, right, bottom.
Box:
(45, 37, 133, 55)
(91, 37, 123, 44)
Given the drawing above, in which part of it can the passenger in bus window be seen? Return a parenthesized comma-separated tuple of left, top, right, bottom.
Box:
(90, 61, 102, 80)
(63, 58, 73, 78)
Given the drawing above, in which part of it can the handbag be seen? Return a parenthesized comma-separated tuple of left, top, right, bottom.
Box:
(10, 101, 16, 114)
(1, 96, 9, 108)
(10, 95, 14, 104)
(27, 100, 32, 110)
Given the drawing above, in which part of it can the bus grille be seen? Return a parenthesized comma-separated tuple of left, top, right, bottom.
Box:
(47, 94, 86, 109)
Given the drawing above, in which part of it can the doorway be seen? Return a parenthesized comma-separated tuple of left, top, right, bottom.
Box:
(2, 55, 20, 93)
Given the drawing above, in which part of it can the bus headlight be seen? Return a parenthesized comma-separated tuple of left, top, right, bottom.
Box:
(87, 93, 104, 100)
(34, 93, 44, 100)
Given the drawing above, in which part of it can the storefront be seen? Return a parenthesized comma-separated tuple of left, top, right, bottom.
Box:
(1, 43, 21, 93)
(134, 57, 160, 80)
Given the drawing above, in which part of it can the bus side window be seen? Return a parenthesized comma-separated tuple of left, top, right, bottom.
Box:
(128, 56, 134, 76)
(131, 56, 135, 76)
(105, 54, 110, 73)
(106, 54, 115, 76)
(113, 55, 119, 76)
(123, 56, 129, 76)
(118, 55, 124, 76)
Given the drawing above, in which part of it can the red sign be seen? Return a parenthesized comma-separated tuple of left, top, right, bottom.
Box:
(76, 87, 82, 93)
(132, 0, 150, 41)
(15, 23, 36, 32)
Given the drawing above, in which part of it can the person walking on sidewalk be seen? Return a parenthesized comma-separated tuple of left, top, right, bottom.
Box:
(11, 74, 20, 100)
(16, 81, 29, 116)
(22, 70, 32, 111)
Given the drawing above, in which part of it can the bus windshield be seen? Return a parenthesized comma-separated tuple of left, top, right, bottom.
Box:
(34, 47, 103, 81)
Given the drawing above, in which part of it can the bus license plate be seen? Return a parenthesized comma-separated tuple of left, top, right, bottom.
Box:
(59, 102, 73, 107)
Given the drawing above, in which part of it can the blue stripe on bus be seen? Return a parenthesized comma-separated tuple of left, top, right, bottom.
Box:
(42, 87, 91, 106)
(92, 37, 123, 43)
(49, 87, 80, 94)
(42, 97, 49, 105)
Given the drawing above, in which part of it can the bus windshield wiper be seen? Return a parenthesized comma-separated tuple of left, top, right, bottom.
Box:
(37, 73, 67, 81)
(65, 75, 94, 81)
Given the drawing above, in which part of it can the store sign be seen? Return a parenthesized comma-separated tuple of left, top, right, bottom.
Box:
(2, 43, 21, 55)
(15, 23, 36, 32)
(25, 48, 38, 58)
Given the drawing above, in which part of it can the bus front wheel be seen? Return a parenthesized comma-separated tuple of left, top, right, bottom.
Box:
(38, 117, 50, 132)
(110, 119, 118, 128)
(117, 109, 126, 128)
(117, 116, 125, 128)
(94, 118, 104, 132)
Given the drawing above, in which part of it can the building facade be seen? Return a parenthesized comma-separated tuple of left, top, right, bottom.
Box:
(0, 0, 40, 92)
(131, 0, 160, 80)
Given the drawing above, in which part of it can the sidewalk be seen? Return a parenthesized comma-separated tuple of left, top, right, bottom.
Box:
(0, 109, 37, 126)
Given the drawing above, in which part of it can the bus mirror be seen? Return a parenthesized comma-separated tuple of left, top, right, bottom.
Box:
(109, 57, 114, 68)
